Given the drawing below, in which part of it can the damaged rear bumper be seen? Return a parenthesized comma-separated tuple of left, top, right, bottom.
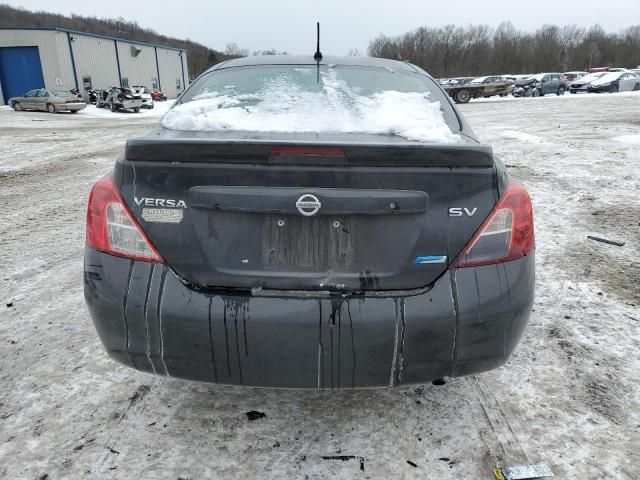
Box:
(84, 247, 534, 389)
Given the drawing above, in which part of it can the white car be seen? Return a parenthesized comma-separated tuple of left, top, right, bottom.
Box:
(588, 71, 640, 93)
(569, 72, 607, 93)
(131, 86, 154, 109)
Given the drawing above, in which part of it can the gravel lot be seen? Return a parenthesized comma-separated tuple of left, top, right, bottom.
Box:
(1, 94, 639, 479)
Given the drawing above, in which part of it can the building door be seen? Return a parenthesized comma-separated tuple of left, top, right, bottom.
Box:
(0, 46, 45, 105)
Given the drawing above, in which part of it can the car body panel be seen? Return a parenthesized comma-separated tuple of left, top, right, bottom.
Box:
(84, 247, 534, 388)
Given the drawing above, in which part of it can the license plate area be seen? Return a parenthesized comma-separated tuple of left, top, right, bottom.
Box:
(262, 215, 355, 270)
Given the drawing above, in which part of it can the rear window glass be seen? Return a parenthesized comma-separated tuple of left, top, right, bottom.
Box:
(53, 91, 70, 97)
(162, 65, 460, 143)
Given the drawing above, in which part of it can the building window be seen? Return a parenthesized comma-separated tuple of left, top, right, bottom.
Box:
(82, 76, 92, 90)
(151, 78, 158, 89)
(121, 78, 129, 88)
(176, 78, 182, 90)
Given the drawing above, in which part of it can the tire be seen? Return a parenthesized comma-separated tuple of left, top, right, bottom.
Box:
(557, 87, 566, 96)
(110, 103, 117, 112)
(47, 103, 56, 114)
(633, 84, 640, 91)
(454, 89, 471, 104)
(538, 89, 545, 97)
(610, 84, 619, 93)
(532, 89, 540, 97)
(133, 107, 140, 113)
(570, 90, 576, 94)
(12, 102, 22, 111)
(70, 110, 79, 114)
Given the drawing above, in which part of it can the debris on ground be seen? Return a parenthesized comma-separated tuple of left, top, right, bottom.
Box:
(407, 460, 417, 467)
(587, 235, 625, 247)
(494, 464, 554, 480)
(246, 411, 266, 421)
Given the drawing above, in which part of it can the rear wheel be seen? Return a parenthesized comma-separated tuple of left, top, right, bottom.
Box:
(70, 109, 79, 114)
(633, 83, 640, 91)
(454, 89, 471, 104)
(12, 102, 22, 111)
(47, 103, 56, 114)
(557, 87, 565, 96)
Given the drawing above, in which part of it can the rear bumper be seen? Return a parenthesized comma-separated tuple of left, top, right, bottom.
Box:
(61, 102, 86, 111)
(84, 247, 534, 388)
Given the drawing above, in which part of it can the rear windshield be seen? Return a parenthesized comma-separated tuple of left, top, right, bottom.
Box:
(162, 65, 460, 143)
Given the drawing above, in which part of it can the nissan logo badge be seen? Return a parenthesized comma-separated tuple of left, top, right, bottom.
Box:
(296, 194, 321, 216)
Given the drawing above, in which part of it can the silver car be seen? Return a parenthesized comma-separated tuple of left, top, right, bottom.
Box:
(9, 89, 86, 113)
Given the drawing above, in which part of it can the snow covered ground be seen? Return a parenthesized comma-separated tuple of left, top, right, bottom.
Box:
(0, 92, 638, 479)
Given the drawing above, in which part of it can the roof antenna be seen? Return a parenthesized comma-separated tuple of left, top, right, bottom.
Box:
(314, 22, 322, 83)
(314, 22, 322, 61)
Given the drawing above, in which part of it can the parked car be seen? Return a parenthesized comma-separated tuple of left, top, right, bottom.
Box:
(150, 88, 167, 101)
(515, 73, 568, 96)
(9, 88, 86, 113)
(131, 85, 154, 109)
(84, 55, 535, 388)
(588, 71, 640, 93)
(444, 76, 514, 103)
(96, 87, 143, 112)
(569, 72, 607, 93)
(563, 71, 587, 82)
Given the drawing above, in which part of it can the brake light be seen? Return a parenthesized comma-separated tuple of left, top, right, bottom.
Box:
(451, 180, 534, 268)
(86, 174, 162, 262)
(270, 146, 345, 156)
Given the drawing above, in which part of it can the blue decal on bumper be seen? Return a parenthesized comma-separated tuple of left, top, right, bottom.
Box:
(414, 255, 447, 264)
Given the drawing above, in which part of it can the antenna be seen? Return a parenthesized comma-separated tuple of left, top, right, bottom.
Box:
(314, 22, 322, 61)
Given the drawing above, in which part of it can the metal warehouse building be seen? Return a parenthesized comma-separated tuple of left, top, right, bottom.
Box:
(0, 28, 188, 104)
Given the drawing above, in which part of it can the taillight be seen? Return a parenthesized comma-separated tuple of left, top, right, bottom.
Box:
(451, 180, 534, 268)
(86, 174, 162, 262)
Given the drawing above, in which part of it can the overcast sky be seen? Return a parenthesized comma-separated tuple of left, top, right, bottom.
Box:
(6, 0, 640, 54)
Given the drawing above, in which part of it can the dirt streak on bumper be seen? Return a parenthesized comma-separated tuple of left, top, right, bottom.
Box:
(84, 247, 534, 389)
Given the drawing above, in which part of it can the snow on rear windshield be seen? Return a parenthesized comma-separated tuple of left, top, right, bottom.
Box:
(161, 66, 460, 143)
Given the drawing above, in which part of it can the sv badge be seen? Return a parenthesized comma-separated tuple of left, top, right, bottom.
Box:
(448, 207, 478, 217)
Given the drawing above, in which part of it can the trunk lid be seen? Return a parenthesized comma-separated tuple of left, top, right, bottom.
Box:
(115, 130, 498, 292)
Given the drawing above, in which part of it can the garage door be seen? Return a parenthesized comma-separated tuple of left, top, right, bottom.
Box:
(0, 46, 45, 105)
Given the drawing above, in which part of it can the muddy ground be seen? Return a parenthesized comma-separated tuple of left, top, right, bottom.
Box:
(0, 94, 639, 479)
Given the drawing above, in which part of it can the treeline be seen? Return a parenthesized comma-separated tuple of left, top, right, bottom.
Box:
(368, 23, 640, 78)
(0, 4, 235, 79)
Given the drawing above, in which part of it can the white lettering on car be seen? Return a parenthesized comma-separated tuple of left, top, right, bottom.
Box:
(134, 197, 188, 208)
(448, 207, 478, 217)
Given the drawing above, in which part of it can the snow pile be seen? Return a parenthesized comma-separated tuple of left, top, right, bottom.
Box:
(161, 72, 459, 143)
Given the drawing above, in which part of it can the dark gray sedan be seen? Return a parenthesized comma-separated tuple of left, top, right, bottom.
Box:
(9, 88, 86, 113)
(84, 55, 535, 389)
